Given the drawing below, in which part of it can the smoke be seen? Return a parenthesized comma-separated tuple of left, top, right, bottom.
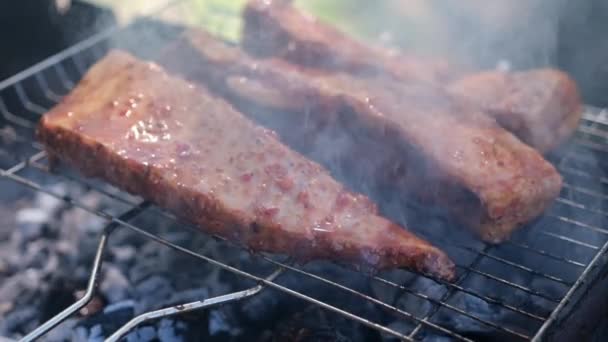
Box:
(297, 0, 570, 70)
(8, 0, 602, 339)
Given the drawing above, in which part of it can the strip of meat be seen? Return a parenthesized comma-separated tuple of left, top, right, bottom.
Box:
(448, 70, 583, 153)
(157, 29, 563, 244)
(241, 0, 463, 84)
(241, 0, 582, 153)
(36, 50, 455, 280)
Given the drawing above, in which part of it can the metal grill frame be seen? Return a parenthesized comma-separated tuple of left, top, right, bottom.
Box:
(2, 1, 608, 341)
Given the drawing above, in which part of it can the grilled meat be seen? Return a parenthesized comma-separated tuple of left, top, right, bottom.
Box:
(241, 0, 582, 152)
(36, 50, 455, 280)
(448, 70, 583, 153)
(158, 29, 563, 243)
(241, 0, 462, 84)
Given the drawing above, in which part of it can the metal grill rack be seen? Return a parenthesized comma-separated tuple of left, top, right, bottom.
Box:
(2, 1, 608, 341)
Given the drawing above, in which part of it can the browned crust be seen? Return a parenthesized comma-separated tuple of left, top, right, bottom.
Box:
(159, 29, 563, 244)
(35, 51, 455, 280)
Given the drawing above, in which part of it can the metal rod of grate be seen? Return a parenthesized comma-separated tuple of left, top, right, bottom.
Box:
(1, 2, 608, 340)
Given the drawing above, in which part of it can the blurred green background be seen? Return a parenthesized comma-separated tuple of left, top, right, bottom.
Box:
(88, 0, 443, 55)
(89, 0, 378, 36)
(88, 0, 552, 66)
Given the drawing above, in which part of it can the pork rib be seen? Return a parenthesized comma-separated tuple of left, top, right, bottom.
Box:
(36, 50, 455, 280)
(158, 29, 563, 243)
(241, 0, 582, 153)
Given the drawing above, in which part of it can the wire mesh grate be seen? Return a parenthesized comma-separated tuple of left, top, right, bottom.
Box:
(1, 1, 608, 341)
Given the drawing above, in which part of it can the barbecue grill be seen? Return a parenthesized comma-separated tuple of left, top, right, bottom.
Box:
(2, 1, 608, 341)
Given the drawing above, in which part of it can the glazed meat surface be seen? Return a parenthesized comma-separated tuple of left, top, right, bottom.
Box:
(158, 29, 563, 243)
(36, 50, 455, 280)
(242, 0, 582, 152)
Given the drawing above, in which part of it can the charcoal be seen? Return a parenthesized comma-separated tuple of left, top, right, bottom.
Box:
(110, 245, 136, 263)
(100, 265, 130, 303)
(103, 300, 135, 315)
(158, 319, 185, 342)
(89, 324, 104, 342)
(73, 326, 89, 341)
(134, 275, 174, 313)
(0, 307, 38, 336)
(208, 308, 242, 337)
(126, 326, 156, 342)
(43, 318, 79, 342)
(14, 208, 48, 241)
(0, 105, 605, 342)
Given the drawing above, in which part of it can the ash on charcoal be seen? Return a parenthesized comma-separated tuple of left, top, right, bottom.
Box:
(0, 180, 131, 339)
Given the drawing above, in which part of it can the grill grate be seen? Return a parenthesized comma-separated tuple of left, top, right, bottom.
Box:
(2, 1, 608, 341)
